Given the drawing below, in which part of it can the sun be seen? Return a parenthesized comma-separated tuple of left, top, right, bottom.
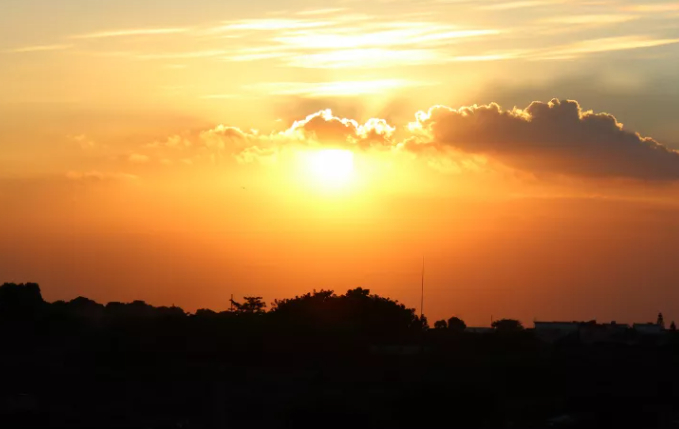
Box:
(304, 149, 355, 187)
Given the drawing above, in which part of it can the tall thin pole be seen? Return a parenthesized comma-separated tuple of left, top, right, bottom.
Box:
(420, 257, 425, 319)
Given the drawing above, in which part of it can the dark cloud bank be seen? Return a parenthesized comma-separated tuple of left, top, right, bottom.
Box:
(415, 99, 679, 180)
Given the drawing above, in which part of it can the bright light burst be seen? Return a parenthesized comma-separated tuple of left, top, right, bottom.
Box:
(304, 149, 355, 188)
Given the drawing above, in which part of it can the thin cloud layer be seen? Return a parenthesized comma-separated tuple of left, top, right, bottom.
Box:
(534, 36, 679, 60)
(4, 44, 72, 53)
(70, 28, 189, 39)
(243, 80, 426, 98)
(411, 99, 679, 180)
(10, 3, 679, 70)
(66, 171, 138, 181)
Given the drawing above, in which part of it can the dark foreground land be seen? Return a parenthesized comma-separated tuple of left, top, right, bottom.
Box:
(2, 282, 679, 429)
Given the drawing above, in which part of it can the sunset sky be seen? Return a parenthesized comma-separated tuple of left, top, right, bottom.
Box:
(3, 0, 679, 326)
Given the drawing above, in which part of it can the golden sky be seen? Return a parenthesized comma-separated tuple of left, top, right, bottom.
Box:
(2, 0, 679, 325)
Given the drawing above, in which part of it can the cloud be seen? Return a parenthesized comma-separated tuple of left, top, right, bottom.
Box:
(69, 134, 96, 149)
(138, 109, 399, 167)
(66, 171, 138, 181)
(209, 19, 331, 33)
(534, 36, 679, 60)
(137, 99, 679, 181)
(283, 48, 447, 69)
(450, 52, 525, 61)
(200, 125, 251, 144)
(285, 110, 396, 148)
(226, 49, 289, 62)
(235, 146, 278, 165)
(198, 110, 397, 151)
(539, 14, 639, 25)
(137, 50, 227, 60)
(244, 80, 430, 98)
(622, 3, 679, 13)
(199, 94, 244, 100)
(272, 26, 498, 49)
(71, 28, 189, 39)
(410, 99, 679, 180)
(128, 153, 150, 164)
(212, 17, 498, 68)
(479, 0, 564, 10)
(3, 44, 72, 53)
(453, 36, 679, 62)
(296, 8, 347, 16)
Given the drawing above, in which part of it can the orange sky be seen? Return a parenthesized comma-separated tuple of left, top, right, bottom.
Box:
(2, 0, 679, 326)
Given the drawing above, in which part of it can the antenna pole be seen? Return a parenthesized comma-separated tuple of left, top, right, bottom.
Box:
(420, 257, 425, 319)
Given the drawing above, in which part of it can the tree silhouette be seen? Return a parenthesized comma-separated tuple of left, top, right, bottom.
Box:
(2, 280, 678, 429)
(657, 312, 665, 328)
(491, 319, 523, 332)
(413, 314, 429, 331)
(0, 282, 45, 320)
(269, 288, 423, 340)
(230, 296, 266, 314)
(447, 316, 467, 333)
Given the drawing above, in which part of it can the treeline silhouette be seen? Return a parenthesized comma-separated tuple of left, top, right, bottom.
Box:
(2, 282, 679, 429)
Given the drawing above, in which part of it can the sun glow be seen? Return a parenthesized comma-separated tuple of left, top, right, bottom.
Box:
(304, 149, 355, 187)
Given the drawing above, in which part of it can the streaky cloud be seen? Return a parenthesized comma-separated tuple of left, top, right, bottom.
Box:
(244, 80, 431, 98)
(296, 8, 347, 16)
(3, 44, 72, 53)
(66, 171, 138, 181)
(479, 0, 564, 10)
(533, 36, 679, 60)
(136, 50, 228, 60)
(71, 28, 189, 39)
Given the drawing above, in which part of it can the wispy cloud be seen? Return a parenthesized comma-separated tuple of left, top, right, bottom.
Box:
(66, 171, 138, 181)
(128, 153, 150, 164)
(296, 8, 347, 16)
(539, 14, 638, 25)
(622, 2, 679, 13)
(479, 0, 563, 10)
(245, 80, 430, 97)
(3, 44, 72, 53)
(200, 94, 245, 100)
(273, 26, 498, 49)
(224, 46, 290, 62)
(71, 50, 138, 58)
(451, 52, 526, 61)
(14, 5, 670, 76)
(284, 48, 448, 69)
(137, 50, 228, 60)
(208, 19, 331, 33)
(68, 134, 97, 150)
(534, 36, 679, 60)
(215, 18, 498, 68)
(71, 28, 189, 39)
